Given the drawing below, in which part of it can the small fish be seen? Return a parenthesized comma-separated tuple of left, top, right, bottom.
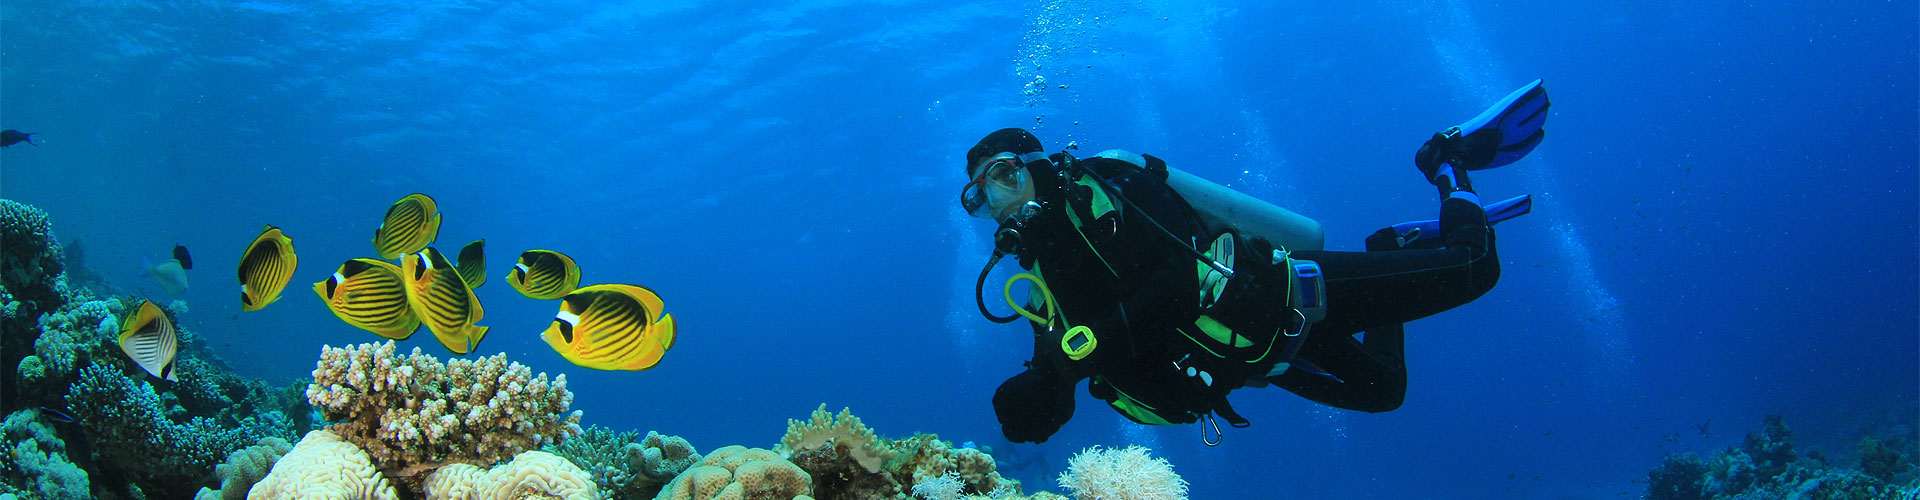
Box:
(1, 129, 37, 147)
(35, 407, 76, 424)
(541, 284, 676, 371)
(455, 239, 485, 289)
(314, 258, 420, 339)
(147, 258, 189, 296)
(506, 249, 581, 300)
(401, 247, 488, 354)
(372, 193, 442, 260)
(238, 225, 298, 312)
(173, 244, 193, 270)
(117, 299, 180, 381)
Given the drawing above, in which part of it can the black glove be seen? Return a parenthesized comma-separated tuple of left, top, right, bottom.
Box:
(993, 367, 1076, 443)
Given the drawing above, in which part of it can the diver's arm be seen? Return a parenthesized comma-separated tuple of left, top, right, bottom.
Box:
(993, 326, 1083, 443)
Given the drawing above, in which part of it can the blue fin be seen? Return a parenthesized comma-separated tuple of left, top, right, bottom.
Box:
(1389, 194, 1532, 247)
(1451, 79, 1549, 170)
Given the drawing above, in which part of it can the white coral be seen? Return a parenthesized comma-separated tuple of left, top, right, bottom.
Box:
(1056, 445, 1188, 500)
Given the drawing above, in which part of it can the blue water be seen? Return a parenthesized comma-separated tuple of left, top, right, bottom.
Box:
(2, 1, 1914, 498)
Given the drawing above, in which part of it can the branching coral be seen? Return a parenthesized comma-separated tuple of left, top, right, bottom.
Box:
(658, 445, 812, 500)
(306, 341, 583, 483)
(1056, 445, 1188, 500)
(548, 426, 705, 499)
(424, 450, 597, 499)
(1, 199, 67, 413)
(65, 363, 290, 498)
(0, 409, 90, 499)
(251, 430, 399, 499)
(195, 436, 295, 500)
(547, 425, 640, 498)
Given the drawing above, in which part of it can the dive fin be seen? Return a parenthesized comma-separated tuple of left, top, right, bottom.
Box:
(1449, 79, 1549, 170)
(1386, 194, 1532, 248)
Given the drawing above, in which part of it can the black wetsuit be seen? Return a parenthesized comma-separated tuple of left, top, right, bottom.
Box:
(992, 151, 1498, 443)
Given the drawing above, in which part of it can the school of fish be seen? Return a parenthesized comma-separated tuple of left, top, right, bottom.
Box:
(114, 192, 677, 383)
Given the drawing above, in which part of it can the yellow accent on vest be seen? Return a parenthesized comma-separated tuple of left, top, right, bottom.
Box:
(1194, 315, 1253, 348)
(1102, 380, 1174, 425)
(1074, 175, 1116, 219)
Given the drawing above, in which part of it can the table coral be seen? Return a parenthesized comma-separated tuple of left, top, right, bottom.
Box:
(424, 450, 597, 499)
(306, 341, 583, 482)
(658, 445, 812, 500)
(251, 430, 399, 499)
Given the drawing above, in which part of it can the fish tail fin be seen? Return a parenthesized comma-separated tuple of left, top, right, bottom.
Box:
(654, 313, 676, 351)
(464, 324, 489, 353)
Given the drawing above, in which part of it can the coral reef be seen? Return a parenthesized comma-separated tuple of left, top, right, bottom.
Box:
(194, 436, 294, 500)
(0, 409, 89, 499)
(779, 405, 1021, 500)
(1056, 445, 1188, 500)
(306, 341, 584, 482)
(1, 199, 66, 414)
(424, 450, 597, 499)
(547, 426, 703, 499)
(1646, 415, 1920, 500)
(658, 445, 812, 500)
(66, 363, 293, 498)
(251, 429, 399, 499)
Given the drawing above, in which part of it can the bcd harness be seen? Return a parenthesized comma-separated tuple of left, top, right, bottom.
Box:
(974, 148, 1329, 446)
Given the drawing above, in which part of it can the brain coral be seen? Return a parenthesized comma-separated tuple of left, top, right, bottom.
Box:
(250, 429, 398, 499)
(424, 450, 597, 499)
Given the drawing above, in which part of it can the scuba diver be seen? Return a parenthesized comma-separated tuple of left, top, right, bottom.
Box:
(962, 80, 1549, 445)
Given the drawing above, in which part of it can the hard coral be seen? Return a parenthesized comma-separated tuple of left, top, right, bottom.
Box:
(424, 450, 597, 499)
(66, 364, 288, 498)
(1, 199, 66, 413)
(195, 436, 295, 500)
(778, 406, 1021, 500)
(658, 445, 811, 500)
(0, 410, 89, 499)
(306, 341, 583, 482)
(250, 430, 399, 499)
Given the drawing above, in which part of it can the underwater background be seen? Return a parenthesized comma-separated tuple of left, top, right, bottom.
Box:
(1, 1, 1915, 498)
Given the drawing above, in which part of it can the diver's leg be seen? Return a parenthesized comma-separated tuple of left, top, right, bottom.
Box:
(1268, 323, 1408, 412)
(1294, 193, 1499, 330)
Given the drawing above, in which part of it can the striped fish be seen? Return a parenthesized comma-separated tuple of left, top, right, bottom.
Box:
(454, 239, 485, 289)
(401, 247, 488, 354)
(540, 284, 676, 371)
(506, 249, 580, 300)
(372, 193, 442, 260)
(313, 258, 420, 339)
(238, 225, 297, 312)
(117, 299, 180, 381)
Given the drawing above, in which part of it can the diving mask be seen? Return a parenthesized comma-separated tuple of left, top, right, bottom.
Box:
(960, 152, 1036, 218)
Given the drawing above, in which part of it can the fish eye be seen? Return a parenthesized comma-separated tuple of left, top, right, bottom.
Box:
(325, 276, 340, 298)
(552, 319, 574, 343)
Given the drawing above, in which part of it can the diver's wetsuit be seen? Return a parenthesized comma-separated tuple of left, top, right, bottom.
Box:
(992, 151, 1498, 443)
